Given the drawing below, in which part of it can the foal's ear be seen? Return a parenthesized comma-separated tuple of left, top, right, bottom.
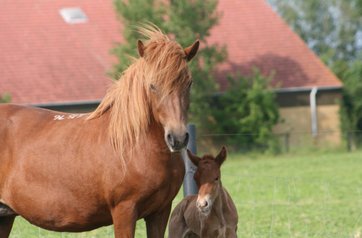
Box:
(187, 149, 200, 166)
(184, 40, 200, 62)
(215, 146, 227, 166)
(137, 40, 145, 57)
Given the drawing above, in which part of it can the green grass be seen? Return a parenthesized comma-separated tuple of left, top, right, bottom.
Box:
(9, 150, 362, 237)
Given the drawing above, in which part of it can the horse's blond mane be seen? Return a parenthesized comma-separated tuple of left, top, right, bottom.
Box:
(88, 24, 190, 160)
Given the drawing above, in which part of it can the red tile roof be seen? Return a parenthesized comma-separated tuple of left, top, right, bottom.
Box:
(0, 0, 121, 104)
(0, 0, 341, 105)
(209, 0, 342, 90)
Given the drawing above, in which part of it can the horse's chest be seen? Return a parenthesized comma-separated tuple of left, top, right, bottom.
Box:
(136, 156, 184, 216)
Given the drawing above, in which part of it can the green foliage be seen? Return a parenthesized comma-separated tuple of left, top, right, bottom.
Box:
(210, 69, 280, 153)
(111, 0, 226, 133)
(340, 61, 362, 145)
(269, 0, 362, 66)
(165, 0, 227, 132)
(0, 93, 11, 103)
(110, 0, 166, 78)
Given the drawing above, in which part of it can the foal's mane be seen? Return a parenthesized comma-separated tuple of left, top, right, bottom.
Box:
(88, 25, 190, 157)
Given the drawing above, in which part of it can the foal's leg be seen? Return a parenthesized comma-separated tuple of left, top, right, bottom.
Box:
(225, 227, 238, 238)
(145, 203, 172, 238)
(168, 206, 188, 238)
(0, 216, 15, 238)
(111, 203, 137, 238)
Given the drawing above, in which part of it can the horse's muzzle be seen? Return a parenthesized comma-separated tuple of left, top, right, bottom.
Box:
(166, 132, 189, 152)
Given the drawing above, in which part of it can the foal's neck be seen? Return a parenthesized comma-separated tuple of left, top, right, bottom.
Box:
(211, 182, 226, 226)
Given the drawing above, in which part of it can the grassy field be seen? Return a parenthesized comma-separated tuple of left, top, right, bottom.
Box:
(9, 150, 362, 237)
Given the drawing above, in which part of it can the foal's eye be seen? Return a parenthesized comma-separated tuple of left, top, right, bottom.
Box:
(215, 177, 219, 181)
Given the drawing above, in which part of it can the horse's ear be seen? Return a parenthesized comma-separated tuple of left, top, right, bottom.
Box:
(215, 146, 227, 166)
(137, 40, 145, 57)
(187, 149, 200, 166)
(184, 40, 199, 62)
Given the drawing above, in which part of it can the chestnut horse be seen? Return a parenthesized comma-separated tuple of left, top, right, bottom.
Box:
(0, 25, 199, 238)
(168, 147, 238, 238)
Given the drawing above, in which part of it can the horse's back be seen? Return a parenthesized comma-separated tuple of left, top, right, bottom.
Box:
(0, 103, 48, 119)
(0, 104, 25, 136)
(0, 104, 56, 137)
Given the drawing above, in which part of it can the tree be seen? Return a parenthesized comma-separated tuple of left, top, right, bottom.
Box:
(211, 69, 280, 153)
(340, 61, 362, 148)
(268, 0, 362, 67)
(111, 0, 166, 78)
(111, 0, 226, 133)
(165, 0, 226, 132)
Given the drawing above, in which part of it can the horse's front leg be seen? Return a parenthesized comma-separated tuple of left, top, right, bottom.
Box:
(145, 203, 172, 238)
(112, 202, 137, 238)
(0, 216, 15, 238)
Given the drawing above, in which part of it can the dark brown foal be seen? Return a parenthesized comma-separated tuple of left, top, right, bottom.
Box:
(168, 147, 238, 238)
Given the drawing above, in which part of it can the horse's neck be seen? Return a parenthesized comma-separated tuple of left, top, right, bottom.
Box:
(136, 121, 170, 159)
(143, 119, 165, 142)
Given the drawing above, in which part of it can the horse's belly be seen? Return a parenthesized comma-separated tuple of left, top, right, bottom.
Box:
(12, 195, 112, 232)
(4, 179, 112, 232)
(26, 209, 113, 232)
(25, 212, 112, 232)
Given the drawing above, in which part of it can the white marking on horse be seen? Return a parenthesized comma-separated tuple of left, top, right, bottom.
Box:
(68, 114, 84, 119)
(54, 115, 65, 120)
(54, 114, 84, 121)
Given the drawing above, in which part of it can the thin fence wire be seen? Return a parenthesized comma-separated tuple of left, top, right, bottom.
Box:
(197, 129, 362, 153)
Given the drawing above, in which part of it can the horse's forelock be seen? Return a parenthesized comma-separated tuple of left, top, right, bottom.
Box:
(143, 37, 190, 96)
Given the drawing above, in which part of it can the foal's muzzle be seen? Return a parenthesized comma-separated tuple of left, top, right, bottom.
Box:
(197, 195, 212, 215)
(166, 132, 189, 152)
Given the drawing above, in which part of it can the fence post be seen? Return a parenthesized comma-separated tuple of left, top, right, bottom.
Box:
(182, 124, 198, 196)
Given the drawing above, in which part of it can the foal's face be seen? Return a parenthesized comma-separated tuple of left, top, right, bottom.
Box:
(187, 147, 227, 215)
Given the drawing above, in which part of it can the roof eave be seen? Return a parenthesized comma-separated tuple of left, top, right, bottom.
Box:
(274, 85, 342, 93)
(30, 100, 101, 108)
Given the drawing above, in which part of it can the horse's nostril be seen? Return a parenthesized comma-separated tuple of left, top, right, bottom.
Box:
(166, 132, 189, 151)
(198, 200, 208, 208)
(167, 133, 174, 147)
(183, 132, 189, 146)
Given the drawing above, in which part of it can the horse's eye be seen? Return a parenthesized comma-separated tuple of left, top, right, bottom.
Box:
(215, 177, 219, 181)
(150, 84, 157, 92)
